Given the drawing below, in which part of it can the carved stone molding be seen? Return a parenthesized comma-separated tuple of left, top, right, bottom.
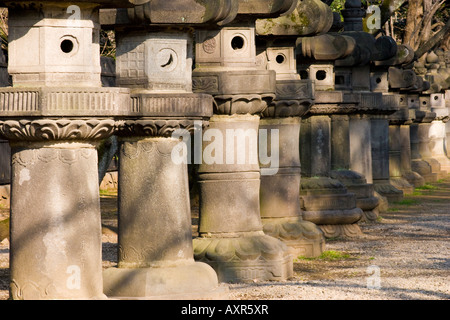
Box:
(263, 99, 312, 118)
(193, 232, 293, 275)
(115, 118, 205, 138)
(0, 87, 130, 117)
(213, 93, 275, 115)
(0, 118, 115, 142)
(129, 93, 213, 118)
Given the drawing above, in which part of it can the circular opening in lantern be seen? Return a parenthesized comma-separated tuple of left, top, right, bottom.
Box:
(60, 39, 74, 53)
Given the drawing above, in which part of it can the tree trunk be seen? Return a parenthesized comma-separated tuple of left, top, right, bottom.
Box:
(415, 17, 450, 59)
(404, 0, 424, 50)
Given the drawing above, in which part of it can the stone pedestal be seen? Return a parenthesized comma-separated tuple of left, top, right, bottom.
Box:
(429, 93, 450, 172)
(330, 112, 379, 223)
(296, 33, 364, 237)
(0, 0, 132, 299)
(255, 42, 324, 257)
(260, 117, 324, 258)
(103, 117, 226, 299)
(371, 94, 403, 203)
(100, 14, 228, 297)
(388, 94, 415, 194)
(193, 115, 293, 282)
(299, 112, 363, 238)
(6, 130, 111, 300)
(0, 94, 127, 299)
(410, 94, 444, 181)
(192, 21, 294, 283)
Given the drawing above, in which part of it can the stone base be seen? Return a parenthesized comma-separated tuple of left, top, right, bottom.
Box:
(402, 170, 425, 188)
(193, 232, 294, 283)
(424, 158, 447, 180)
(360, 208, 380, 223)
(318, 224, 363, 238)
(330, 170, 379, 215)
(103, 262, 228, 300)
(373, 181, 403, 203)
(432, 155, 450, 173)
(412, 159, 438, 183)
(373, 191, 389, 213)
(261, 217, 325, 258)
(299, 177, 364, 237)
(301, 207, 363, 225)
(390, 177, 415, 195)
(357, 195, 380, 222)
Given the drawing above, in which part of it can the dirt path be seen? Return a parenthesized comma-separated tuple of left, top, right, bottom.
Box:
(0, 176, 449, 300)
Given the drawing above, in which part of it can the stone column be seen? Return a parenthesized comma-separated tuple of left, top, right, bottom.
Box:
(396, 94, 425, 187)
(330, 111, 379, 222)
(0, 1, 132, 299)
(388, 94, 415, 195)
(416, 94, 446, 180)
(255, 42, 324, 258)
(410, 94, 439, 183)
(100, 4, 233, 298)
(3, 117, 119, 300)
(371, 109, 403, 203)
(429, 93, 450, 172)
(192, 12, 295, 282)
(369, 63, 415, 204)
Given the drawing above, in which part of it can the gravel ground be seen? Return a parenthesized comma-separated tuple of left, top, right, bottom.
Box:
(0, 176, 449, 300)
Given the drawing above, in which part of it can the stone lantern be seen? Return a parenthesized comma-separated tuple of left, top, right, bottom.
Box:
(369, 46, 416, 203)
(99, 0, 238, 298)
(330, 1, 398, 222)
(253, 0, 333, 258)
(191, 0, 297, 283)
(295, 33, 366, 238)
(0, 0, 132, 300)
(417, 51, 450, 173)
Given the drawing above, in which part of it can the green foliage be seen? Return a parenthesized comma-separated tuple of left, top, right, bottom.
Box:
(296, 250, 351, 261)
(415, 184, 438, 190)
(393, 198, 420, 206)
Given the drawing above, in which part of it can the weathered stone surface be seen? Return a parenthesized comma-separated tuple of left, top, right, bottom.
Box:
(195, 114, 293, 281)
(9, 142, 106, 300)
(100, 0, 239, 26)
(102, 135, 227, 299)
(7, 4, 103, 87)
(102, 18, 226, 297)
(116, 31, 193, 92)
(192, 15, 294, 281)
(0, 0, 131, 300)
(255, 0, 333, 36)
(299, 115, 363, 237)
(259, 117, 324, 258)
(428, 93, 450, 171)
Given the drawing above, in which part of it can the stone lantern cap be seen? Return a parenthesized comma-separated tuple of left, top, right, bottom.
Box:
(101, 0, 240, 26)
(255, 0, 333, 36)
(297, 33, 356, 61)
(335, 33, 397, 67)
(237, 0, 297, 18)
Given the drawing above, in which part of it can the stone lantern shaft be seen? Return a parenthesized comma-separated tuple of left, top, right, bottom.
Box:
(191, 0, 298, 282)
(0, 0, 133, 300)
(100, 1, 238, 298)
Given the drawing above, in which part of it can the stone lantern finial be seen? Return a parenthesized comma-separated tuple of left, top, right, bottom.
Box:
(341, 0, 365, 32)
